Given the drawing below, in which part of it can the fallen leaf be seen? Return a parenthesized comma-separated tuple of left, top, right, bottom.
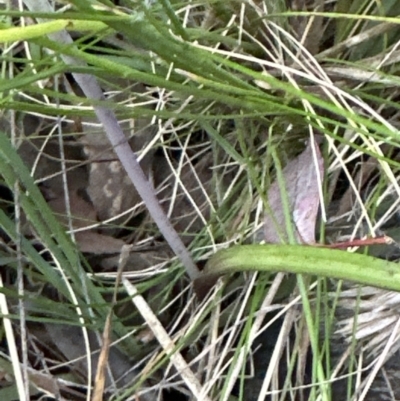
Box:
(75, 231, 125, 254)
(264, 139, 324, 244)
(47, 189, 97, 229)
(44, 324, 136, 388)
(47, 190, 125, 254)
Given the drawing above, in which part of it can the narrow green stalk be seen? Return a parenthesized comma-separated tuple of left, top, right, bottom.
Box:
(0, 19, 107, 42)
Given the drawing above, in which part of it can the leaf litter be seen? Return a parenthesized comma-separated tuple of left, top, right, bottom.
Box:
(4, 3, 400, 400)
(4, 101, 218, 399)
(264, 138, 324, 244)
(194, 140, 325, 299)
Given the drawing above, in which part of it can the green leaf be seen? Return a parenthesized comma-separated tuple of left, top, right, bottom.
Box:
(196, 244, 400, 297)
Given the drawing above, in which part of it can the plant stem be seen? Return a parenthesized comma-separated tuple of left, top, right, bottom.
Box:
(23, 0, 200, 281)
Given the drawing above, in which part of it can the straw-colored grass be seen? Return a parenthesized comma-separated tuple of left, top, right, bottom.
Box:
(1, 1, 400, 400)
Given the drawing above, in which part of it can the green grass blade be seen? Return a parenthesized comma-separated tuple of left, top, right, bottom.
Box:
(0, 131, 140, 350)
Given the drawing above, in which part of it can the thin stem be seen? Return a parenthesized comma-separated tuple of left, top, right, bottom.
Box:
(23, 0, 200, 281)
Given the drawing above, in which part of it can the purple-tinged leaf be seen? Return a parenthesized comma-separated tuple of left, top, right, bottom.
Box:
(264, 140, 324, 244)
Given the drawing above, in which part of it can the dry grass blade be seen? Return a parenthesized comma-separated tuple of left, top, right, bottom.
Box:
(91, 246, 131, 401)
(24, 0, 200, 282)
(2, 1, 400, 400)
(0, 275, 27, 401)
(122, 278, 212, 401)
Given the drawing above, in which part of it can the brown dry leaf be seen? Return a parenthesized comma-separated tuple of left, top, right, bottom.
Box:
(47, 190, 125, 254)
(75, 232, 125, 254)
(47, 190, 97, 229)
(264, 139, 324, 244)
(28, 369, 61, 399)
(43, 324, 138, 389)
(17, 132, 88, 196)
